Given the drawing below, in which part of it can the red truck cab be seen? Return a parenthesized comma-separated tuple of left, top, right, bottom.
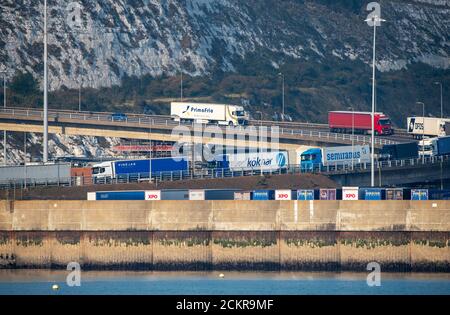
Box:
(328, 111, 393, 136)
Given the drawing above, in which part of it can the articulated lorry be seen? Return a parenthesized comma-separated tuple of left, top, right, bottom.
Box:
(171, 102, 249, 126)
(407, 117, 450, 139)
(300, 145, 370, 171)
(329, 111, 393, 135)
(92, 157, 189, 182)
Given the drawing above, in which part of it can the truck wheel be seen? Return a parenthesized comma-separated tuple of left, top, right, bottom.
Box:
(228, 121, 234, 126)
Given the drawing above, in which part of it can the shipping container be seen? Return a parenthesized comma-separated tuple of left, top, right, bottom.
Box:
(189, 189, 205, 200)
(145, 190, 161, 200)
(411, 189, 428, 200)
(251, 190, 274, 200)
(319, 189, 337, 200)
(359, 188, 384, 200)
(275, 189, 292, 200)
(161, 189, 189, 200)
(205, 189, 237, 200)
(234, 191, 251, 200)
(95, 191, 145, 200)
(329, 111, 393, 135)
(428, 190, 450, 200)
(342, 187, 359, 200)
(297, 189, 315, 200)
(385, 188, 404, 200)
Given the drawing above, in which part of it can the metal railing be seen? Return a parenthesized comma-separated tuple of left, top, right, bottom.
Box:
(0, 107, 397, 146)
(0, 155, 448, 191)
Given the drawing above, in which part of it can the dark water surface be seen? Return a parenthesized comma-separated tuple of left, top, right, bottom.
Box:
(0, 270, 449, 295)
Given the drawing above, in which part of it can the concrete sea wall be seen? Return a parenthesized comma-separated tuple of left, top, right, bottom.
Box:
(0, 200, 449, 271)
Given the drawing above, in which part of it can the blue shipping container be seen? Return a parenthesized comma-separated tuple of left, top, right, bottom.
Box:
(360, 188, 383, 200)
(161, 189, 189, 200)
(114, 157, 189, 176)
(251, 190, 274, 200)
(297, 190, 315, 200)
(205, 189, 237, 200)
(411, 189, 428, 200)
(95, 191, 145, 200)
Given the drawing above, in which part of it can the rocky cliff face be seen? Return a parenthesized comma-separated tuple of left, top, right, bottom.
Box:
(1, 0, 448, 90)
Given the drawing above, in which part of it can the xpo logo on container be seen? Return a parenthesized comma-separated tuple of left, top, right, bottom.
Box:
(275, 190, 291, 200)
(343, 187, 359, 200)
(145, 190, 161, 201)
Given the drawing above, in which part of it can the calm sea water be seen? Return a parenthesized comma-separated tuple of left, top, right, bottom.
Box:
(0, 270, 449, 295)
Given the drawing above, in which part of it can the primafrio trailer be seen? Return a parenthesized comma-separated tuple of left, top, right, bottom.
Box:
(328, 111, 393, 135)
(407, 117, 450, 139)
(171, 102, 249, 126)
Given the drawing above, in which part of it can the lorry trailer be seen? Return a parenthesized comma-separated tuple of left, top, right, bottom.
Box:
(171, 102, 249, 126)
(91, 157, 189, 182)
(407, 117, 450, 139)
(329, 111, 393, 135)
(378, 142, 419, 161)
(210, 151, 289, 175)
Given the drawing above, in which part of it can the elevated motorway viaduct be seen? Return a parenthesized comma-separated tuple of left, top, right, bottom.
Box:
(329, 158, 450, 187)
(0, 107, 399, 151)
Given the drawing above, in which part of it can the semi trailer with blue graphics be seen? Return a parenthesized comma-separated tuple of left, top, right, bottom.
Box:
(91, 157, 189, 182)
(300, 145, 370, 171)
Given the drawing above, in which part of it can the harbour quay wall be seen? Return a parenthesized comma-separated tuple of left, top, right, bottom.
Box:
(0, 200, 449, 271)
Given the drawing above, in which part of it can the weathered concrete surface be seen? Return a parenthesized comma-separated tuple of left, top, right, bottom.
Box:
(0, 200, 449, 271)
(1, 200, 450, 232)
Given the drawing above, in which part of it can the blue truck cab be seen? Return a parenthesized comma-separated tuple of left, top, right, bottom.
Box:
(300, 148, 322, 172)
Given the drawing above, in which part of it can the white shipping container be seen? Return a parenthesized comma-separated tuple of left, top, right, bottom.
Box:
(87, 192, 96, 200)
(145, 190, 161, 201)
(234, 191, 251, 200)
(275, 190, 292, 200)
(228, 151, 288, 172)
(322, 145, 370, 166)
(407, 117, 450, 137)
(342, 187, 359, 200)
(189, 189, 205, 200)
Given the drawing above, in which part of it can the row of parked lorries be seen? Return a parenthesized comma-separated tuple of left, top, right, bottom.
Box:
(87, 187, 450, 201)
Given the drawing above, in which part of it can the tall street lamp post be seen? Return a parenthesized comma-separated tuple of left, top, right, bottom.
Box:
(43, 0, 49, 163)
(365, 12, 385, 187)
(1, 69, 6, 165)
